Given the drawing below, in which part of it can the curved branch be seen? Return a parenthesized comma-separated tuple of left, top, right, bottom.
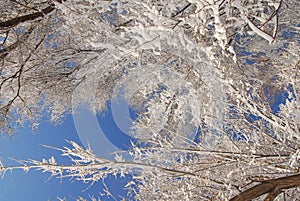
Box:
(230, 174, 300, 201)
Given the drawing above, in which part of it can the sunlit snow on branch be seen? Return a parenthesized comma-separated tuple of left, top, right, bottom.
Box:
(0, 0, 299, 200)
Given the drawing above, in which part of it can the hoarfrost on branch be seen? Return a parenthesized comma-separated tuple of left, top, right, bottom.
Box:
(0, 0, 299, 200)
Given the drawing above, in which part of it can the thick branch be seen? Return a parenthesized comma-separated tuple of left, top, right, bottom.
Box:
(230, 174, 300, 201)
(0, 1, 64, 28)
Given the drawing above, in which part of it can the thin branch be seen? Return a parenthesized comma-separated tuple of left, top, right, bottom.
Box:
(171, 3, 192, 17)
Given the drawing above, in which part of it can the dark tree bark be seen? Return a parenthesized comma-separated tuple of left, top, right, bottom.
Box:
(0, 0, 66, 28)
(230, 173, 300, 201)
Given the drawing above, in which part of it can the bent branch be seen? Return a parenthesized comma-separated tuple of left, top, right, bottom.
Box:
(230, 173, 300, 201)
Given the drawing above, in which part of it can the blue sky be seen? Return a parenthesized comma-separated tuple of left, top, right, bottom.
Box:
(73, 94, 137, 160)
(0, 100, 135, 201)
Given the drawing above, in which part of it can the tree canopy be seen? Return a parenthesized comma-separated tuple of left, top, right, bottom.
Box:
(0, 0, 299, 200)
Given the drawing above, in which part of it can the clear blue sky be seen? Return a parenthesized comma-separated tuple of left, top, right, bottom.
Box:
(0, 98, 135, 201)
